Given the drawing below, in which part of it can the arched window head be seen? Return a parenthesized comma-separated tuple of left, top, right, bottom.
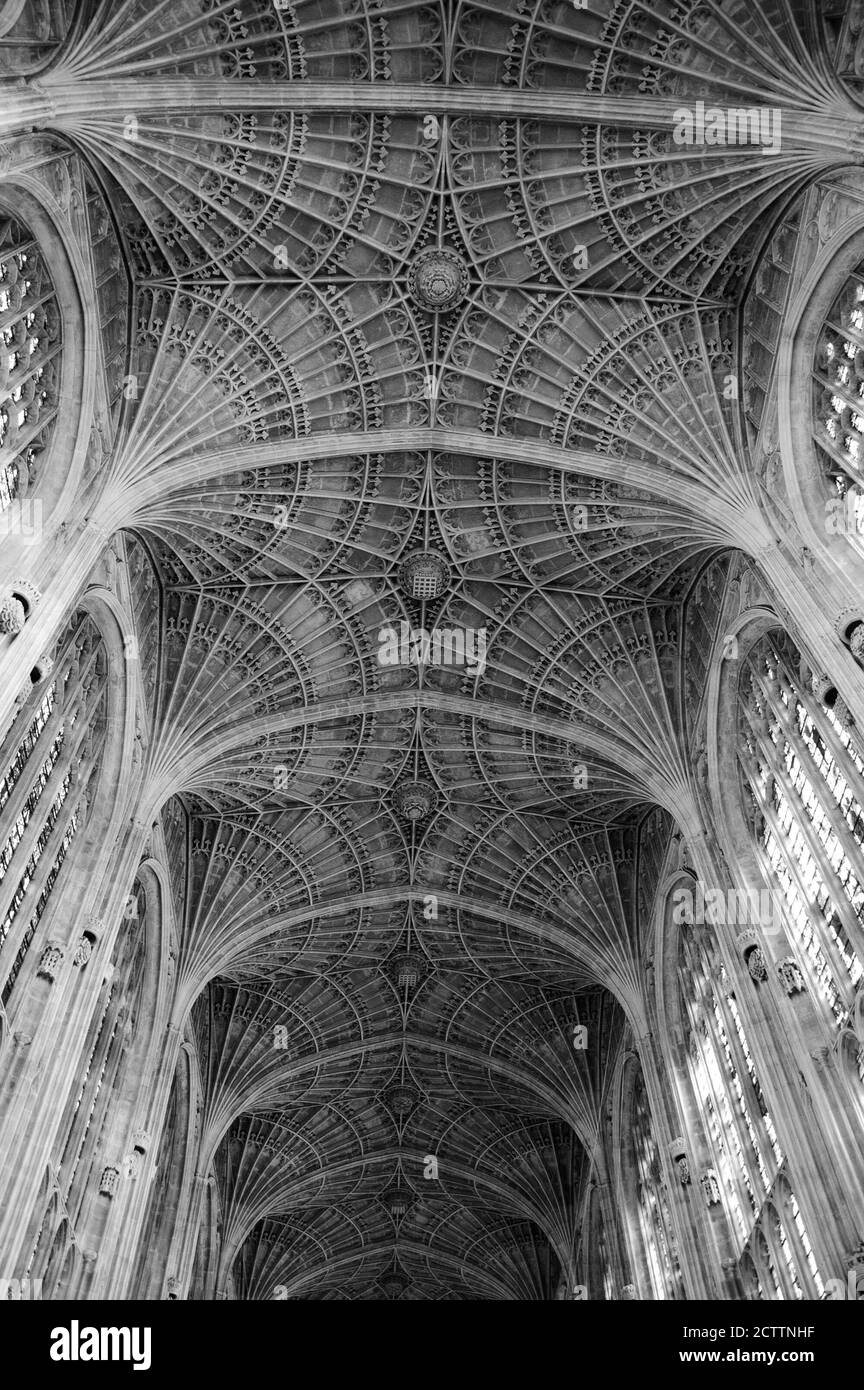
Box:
(813, 261, 864, 544)
(0, 214, 61, 514)
(0, 2, 74, 76)
(736, 629, 864, 1028)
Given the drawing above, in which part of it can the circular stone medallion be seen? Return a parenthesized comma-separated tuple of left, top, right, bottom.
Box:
(407, 246, 469, 312)
(398, 548, 449, 602)
(393, 780, 438, 822)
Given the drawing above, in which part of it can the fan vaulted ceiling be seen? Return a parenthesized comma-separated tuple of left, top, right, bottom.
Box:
(38, 0, 858, 1297)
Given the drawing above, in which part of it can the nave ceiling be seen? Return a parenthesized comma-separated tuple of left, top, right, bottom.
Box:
(6, 0, 860, 1296)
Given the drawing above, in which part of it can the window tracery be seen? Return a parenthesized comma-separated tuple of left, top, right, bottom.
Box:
(737, 630, 864, 1029)
(54, 880, 147, 1218)
(680, 916, 781, 1242)
(16, 880, 149, 1296)
(814, 263, 864, 501)
(737, 1177, 822, 1300)
(0, 610, 109, 1003)
(673, 876, 824, 1299)
(0, 213, 61, 510)
(630, 1069, 681, 1299)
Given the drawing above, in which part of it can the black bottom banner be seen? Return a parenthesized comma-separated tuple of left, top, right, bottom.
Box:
(1, 1296, 854, 1379)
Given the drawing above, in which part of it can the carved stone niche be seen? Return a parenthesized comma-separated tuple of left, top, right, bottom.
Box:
(835, 606, 864, 655)
(700, 1169, 722, 1207)
(121, 1124, 151, 1180)
(736, 929, 768, 983)
(669, 832, 690, 874)
(99, 1165, 120, 1198)
(37, 942, 64, 982)
(776, 957, 805, 996)
(30, 653, 53, 685)
(0, 579, 40, 636)
(668, 1136, 691, 1185)
(122, 1151, 141, 1180)
(72, 938, 91, 969)
(0, 594, 25, 635)
(810, 671, 838, 709)
(72, 928, 98, 968)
